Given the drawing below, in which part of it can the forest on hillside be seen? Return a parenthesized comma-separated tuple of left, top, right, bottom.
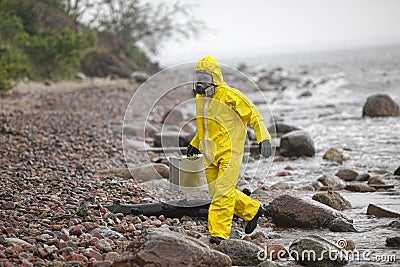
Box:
(0, 0, 202, 90)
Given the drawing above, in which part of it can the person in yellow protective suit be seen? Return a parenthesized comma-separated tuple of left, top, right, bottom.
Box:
(187, 56, 272, 244)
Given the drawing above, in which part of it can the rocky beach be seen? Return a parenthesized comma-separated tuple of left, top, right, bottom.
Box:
(1, 44, 400, 266)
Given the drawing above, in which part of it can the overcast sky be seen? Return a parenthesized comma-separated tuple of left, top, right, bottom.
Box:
(155, 0, 400, 66)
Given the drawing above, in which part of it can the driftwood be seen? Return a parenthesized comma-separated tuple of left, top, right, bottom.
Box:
(104, 199, 211, 218)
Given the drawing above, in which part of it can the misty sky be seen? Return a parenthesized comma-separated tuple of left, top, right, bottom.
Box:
(155, 0, 400, 65)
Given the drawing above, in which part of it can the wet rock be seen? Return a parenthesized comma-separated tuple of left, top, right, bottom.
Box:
(367, 204, 400, 218)
(389, 221, 400, 229)
(335, 169, 358, 181)
(279, 130, 315, 157)
(317, 174, 346, 191)
(346, 184, 376, 192)
(328, 218, 357, 232)
(269, 194, 352, 228)
(323, 148, 345, 164)
(368, 177, 385, 185)
(289, 235, 348, 267)
(215, 239, 263, 266)
(312, 191, 351, 211)
(270, 123, 300, 137)
(113, 229, 231, 267)
(386, 237, 400, 247)
(355, 173, 371, 182)
(395, 167, 400, 176)
(362, 94, 400, 117)
(130, 71, 150, 83)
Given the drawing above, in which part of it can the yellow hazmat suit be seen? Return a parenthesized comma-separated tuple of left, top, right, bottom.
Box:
(190, 56, 271, 239)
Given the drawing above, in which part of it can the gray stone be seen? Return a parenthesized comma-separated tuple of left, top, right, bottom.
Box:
(362, 94, 400, 117)
(328, 218, 357, 232)
(215, 239, 263, 266)
(317, 174, 346, 191)
(269, 194, 352, 228)
(355, 173, 371, 182)
(112, 229, 231, 267)
(289, 235, 348, 267)
(312, 191, 351, 211)
(90, 227, 123, 239)
(279, 130, 315, 157)
(367, 204, 400, 218)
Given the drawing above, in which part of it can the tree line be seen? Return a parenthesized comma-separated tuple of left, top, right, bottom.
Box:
(0, 0, 203, 90)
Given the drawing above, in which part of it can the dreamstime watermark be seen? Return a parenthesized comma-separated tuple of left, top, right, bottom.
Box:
(257, 239, 397, 264)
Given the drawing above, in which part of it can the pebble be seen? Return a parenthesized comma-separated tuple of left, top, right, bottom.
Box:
(95, 239, 113, 253)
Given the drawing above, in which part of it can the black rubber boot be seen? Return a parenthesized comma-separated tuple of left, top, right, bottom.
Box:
(245, 206, 265, 234)
(210, 236, 225, 245)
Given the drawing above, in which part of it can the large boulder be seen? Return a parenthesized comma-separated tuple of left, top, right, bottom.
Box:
(362, 94, 400, 117)
(215, 239, 263, 266)
(289, 235, 348, 267)
(112, 230, 232, 267)
(269, 123, 300, 137)
(312, 192, 351, 211)
(279, 130, 315, 157)
(269, 194, 352, 228)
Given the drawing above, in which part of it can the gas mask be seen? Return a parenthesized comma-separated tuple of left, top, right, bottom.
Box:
(193, 70, 216, 96)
